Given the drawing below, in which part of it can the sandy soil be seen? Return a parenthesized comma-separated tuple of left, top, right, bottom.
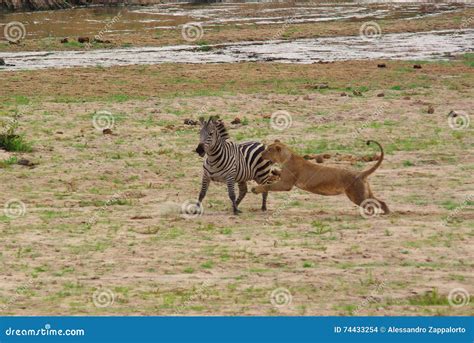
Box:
(0, 59, 473, 315)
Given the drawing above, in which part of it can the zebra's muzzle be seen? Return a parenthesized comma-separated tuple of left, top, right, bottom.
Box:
(196, 143, 205, 157)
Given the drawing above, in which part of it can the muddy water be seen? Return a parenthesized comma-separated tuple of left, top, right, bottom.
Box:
(1, 29, 472, 70)
(0, 2, 470, 39)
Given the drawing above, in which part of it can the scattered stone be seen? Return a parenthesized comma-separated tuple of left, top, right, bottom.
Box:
(315, 83, 329, 89)
(102, 128, 113, 135)
(427, 105, 435, 114)
(377, 63, 386, 68)
(131, 215, 153, 220)
(0, 58, 5, 66)
(231, 117, 241, 124)
(340, 92, 347, 97)
(315, 156, 324, 163)
(352, 90, 362, 96)
(377, 93, 385, 97)
(448, 110, 458, 117)
(17, 159, 37, 168)
(262, 114, 271, 119)
(78, 37, 90, 43)
(403, 96, 411, 100)
(303, 94, 315, 101)
(413, 64, 422, 69)
(60, 38, 69, 44)
(94, 39, 112, 44)
(56, 131, 63, 134)
(184, 118, 198, 125)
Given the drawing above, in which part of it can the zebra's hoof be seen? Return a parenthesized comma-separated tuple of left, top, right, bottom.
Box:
(233, 208, 242, 215)
(261, 207, 267, 212)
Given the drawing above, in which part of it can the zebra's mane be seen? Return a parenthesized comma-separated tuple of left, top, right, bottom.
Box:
(215, 120, 230, 141)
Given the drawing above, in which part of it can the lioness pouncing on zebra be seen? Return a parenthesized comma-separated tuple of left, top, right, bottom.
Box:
(195, 117, 273, 215)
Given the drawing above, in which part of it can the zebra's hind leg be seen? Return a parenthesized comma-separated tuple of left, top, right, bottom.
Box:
(226, 177, 241, 215)
(261, 191, 268, 211)
(236, 182, 247, 207)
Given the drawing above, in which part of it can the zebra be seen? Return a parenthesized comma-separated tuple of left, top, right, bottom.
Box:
(195, 117, 273, 215)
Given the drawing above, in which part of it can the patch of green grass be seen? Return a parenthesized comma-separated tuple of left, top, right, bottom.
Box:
(0, 135, 32, 152)
(403, 160, 414, 167)
(391, 85, 402, 91)
(441, 200, 459, 211)
(408, 289, 448, 306)
(201, 261, 214, 269)
(303, 261, 314, 268)
(0, 156, 18, 168)
(62, 41, 84, 48)
(461, 53, 474, 68)
(310, 221, 332, 235)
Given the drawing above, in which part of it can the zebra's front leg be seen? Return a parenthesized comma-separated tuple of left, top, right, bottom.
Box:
(226, 177, 241, 215)
(236, 182, 247, 207)
(198, 174, 211, 207)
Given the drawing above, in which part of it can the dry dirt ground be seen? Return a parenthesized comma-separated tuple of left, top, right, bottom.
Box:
(0, 59, 473, 315)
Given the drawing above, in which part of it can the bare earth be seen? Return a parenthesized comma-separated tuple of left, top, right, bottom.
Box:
(0, 58, 473, 315)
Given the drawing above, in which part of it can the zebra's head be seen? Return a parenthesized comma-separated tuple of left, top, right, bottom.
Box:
(196, 117, 219, 157)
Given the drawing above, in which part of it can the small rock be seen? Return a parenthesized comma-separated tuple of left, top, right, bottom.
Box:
(56, 131, 63, 134)
(60, 38, 69, 44)
(427, 105, 435, 114)
(315, 83, 329, 89)
(262, 114, 271, 119)
(448, 110, 458, 117)
(102, 128, 113, 135)
(413, 64, 422, 69)
(315, 156, 324, 163)
(352, 90, 362, 96)
(403, 96, 411, 100)
(184, 118, 198, 125)
(17, 159, 37, 168)
(377, 63, 386, 68)
(78, 37, 90, 43)
(0, 58, 5, 66)
(231, 117, 241, 124)
(340, 92, 347, 97)
(303, 94, 314, 101)
(94, 39, 112, 44)
(377, 93, 385, 97)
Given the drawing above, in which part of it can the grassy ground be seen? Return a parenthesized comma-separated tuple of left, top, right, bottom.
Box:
(0, 57, 473, 315)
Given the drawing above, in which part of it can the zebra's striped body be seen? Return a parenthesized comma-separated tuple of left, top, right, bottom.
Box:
(196, 118, 272, 214)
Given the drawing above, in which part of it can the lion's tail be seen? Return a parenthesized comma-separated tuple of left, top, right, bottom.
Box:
(358, 140, 384, 179)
